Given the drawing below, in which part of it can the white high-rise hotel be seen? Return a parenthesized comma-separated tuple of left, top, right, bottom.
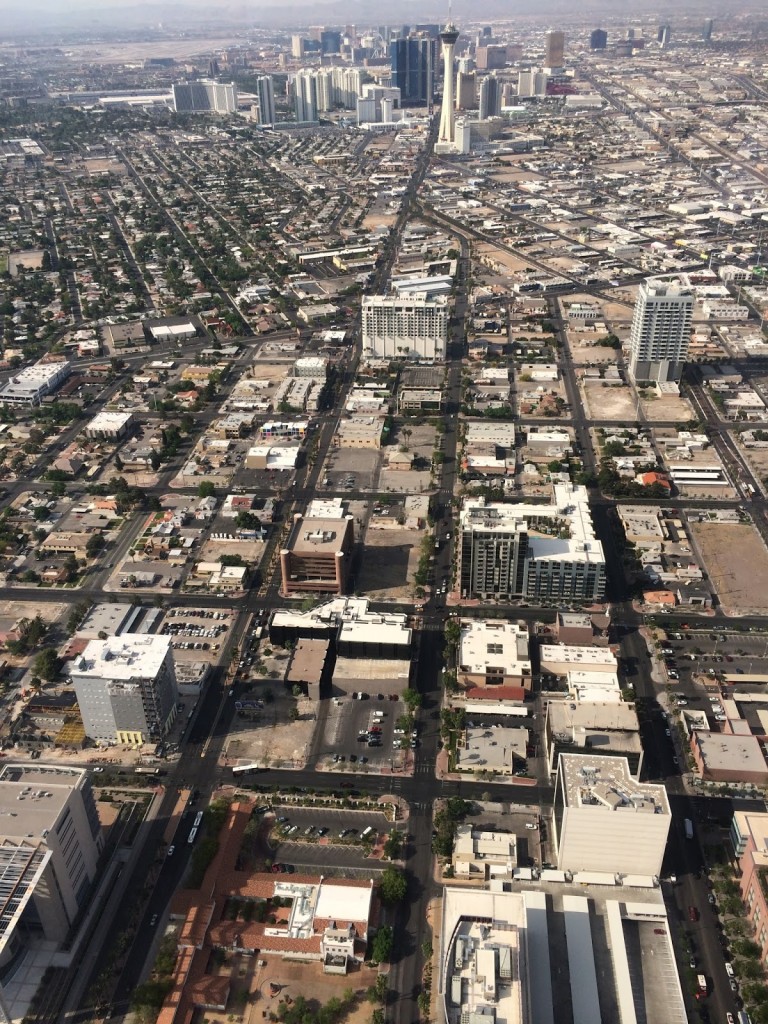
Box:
(362, 294, 448, 362)
(628, 278, 693, 384)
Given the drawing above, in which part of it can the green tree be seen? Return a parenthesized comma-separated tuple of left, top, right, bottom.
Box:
(402, 689, 422, 713)
(86, 533, 105, 557)
(380, 866, 407, 905)
(197, 480, 215, 498)
(33, 648, 60, 681)
(444, 620, 461, 650)
(383, 830, 403, 860)
(67, 601, 91, 635)
(50, 480, 65, 497)
(131, 979, 173, 1013)
(371, 925, 393, 964)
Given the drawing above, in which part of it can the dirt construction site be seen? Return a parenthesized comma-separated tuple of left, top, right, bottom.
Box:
(689, 520, 768, 614)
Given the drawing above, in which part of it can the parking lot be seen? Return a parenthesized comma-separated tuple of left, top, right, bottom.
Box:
(269, 805, 394, 875)
(316, 695, 414, 773)
(655, 627, 768, 708)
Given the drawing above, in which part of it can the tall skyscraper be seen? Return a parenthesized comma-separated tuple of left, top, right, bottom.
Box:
(320, 29, 342, 54)
(455, 70, 476, 110)
(362, 294, 448, 361)
(628, 279, 693, 383)
(545, 30, 565, 68)
(702, 18, 714, 41)
(590, 28, 608, 50)
(479, 74, 500, 118)
(658, 24, 672, 48)
(254, 75, 275, 124)
(438, 19, 460, 145)
(389, 35, 434, 105)
(291, 34, 305, 58)
(294, 70, 319, 122)
(171, 80, 237, 113)
(70, 635, 179, 745)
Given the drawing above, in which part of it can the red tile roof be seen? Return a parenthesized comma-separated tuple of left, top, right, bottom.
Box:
(465, 686, 527, 703)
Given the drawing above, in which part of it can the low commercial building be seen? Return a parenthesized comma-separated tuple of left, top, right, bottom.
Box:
(457, 619, 532, 690)
(269, 597, 410, 661)
(554, 611, 595, 645)
(398, 387, 443, 413)
(280, 513, 355, 596)
(84, 410, 134, 440)
(690, 731, 768, 785)
(438, 885, 686, 1024)
(523, 427, 571, 456)
(244, 444, 301, 470)
(545, 701, 642, 775)
(458, 724, 528, 775)
(553, 754, 671, 875)
(334, 416, 384, 448)
(732, 811, 768, 962)
(617, 505, 667, 548)
(0, 360, 70, 406)
(285, 639, 332, 699)
(40, 531, 93, 560)
(452, 824, 517, 879)
(539, 644, 617, 677)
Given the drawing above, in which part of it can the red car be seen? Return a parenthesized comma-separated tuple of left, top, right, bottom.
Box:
(688, 906, 698, 922)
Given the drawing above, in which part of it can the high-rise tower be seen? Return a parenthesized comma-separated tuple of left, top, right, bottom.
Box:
(545, 30, 565, 68)
(628, 278, 693, 383)
(438, 18, 460, 145)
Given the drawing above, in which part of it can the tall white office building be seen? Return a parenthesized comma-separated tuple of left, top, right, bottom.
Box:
(254, 75, 276, 124)
(362, 294, 449, 362)
(171, 80, 237, 113)
(628, 278, 693, 383)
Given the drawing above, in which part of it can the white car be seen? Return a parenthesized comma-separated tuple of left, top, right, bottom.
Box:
(525, 823, 538, 830)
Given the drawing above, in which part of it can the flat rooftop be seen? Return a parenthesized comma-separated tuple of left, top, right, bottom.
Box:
(696, 732, 768, 775)
(440, 882, 686, 1024)
(70, 634, 171, 679)
(559, 754, 669, 816)
(0, 764, 87, 839)
(288, 516, 351, 555)
(459, 620, 531, 673)
(461, 483, 604, 562)
(338, 613, 412, 648)
(541, 645, 617, 668)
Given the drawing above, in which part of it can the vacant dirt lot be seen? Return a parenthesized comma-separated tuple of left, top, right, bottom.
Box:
(357, 527, 422, 602)
(638, 391, 695, 422)
(581, 381, 637, 421)
(689, 520, 768, 614)
(567, 337, 621, 365)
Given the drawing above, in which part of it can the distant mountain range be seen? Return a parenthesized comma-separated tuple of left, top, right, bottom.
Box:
(0, 0, 736, 39)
